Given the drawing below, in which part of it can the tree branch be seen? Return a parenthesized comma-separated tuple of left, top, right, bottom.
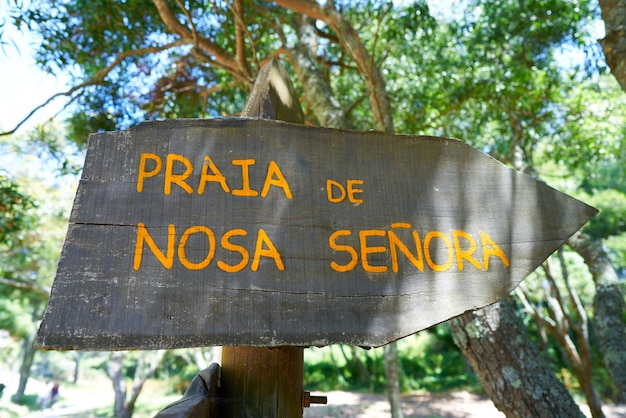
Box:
(568, 231, 626, 399)
(0, 40, 191, 137)
(369, 3, 392, 73)
(198, 82, 238, 116)
(287, 15, 350, 129)
(152, 0, 249, 82)
(343, 94, 368, 120)
(542, 260, 572, 328)
(558, 249, 585, 335)
(274, 0, 394, 132)
(231, 0, 251, 76)
(0, 277, 50, 296)
(174, 0, 198, 48)
(515, 283, 556, 330)
(127, 350, 168, 412)
(598, 0, 626, 92)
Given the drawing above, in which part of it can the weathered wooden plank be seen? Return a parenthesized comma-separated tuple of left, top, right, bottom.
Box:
(35, 117, 597, 350)
(220, 58, 306, 418)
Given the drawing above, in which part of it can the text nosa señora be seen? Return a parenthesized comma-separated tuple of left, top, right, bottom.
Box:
(132, 152, 510, 273)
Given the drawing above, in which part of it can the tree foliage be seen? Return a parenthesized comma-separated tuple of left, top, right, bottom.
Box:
(0, 173, 35, 246)
(0, 127, 79, 402)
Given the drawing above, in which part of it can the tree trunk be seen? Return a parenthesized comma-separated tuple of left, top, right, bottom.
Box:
(568, 231, 626, 400)
(275, 0, 394, 132)
(384, 342, 404, 418)
(125, 351, 167, 417)
(599, 0, 626, 92)
(72, 352, 83, 384)
(451, 301, 585, 417)
(289, 15, 350, 129)
(108, 352, 128, 418)
(107, 350, 167, 418)
(11, 331, 37, 403)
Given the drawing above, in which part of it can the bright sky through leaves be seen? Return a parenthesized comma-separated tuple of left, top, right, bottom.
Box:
(0, 24, 70, 134)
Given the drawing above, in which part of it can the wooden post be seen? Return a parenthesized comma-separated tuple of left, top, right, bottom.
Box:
(219, 59, 306, 417)
(220, 347, 304, 416)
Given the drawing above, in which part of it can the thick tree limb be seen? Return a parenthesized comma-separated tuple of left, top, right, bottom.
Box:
(286, 15, 350, 129)
(232, 0, 252, 77)
(274, 0, 394, 132)
(599, 0, 626, 92)
(152, 0, 250, 82)
(557, 249, 587, 337)
(568, 231, 626, 399)
(126, 350, 169, 414)
(451, 301, 586, 418)
(0, 277, 50, 296)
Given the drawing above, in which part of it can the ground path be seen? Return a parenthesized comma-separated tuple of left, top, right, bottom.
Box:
(3, 386, 625, 417)
(304, 390, 626, 418)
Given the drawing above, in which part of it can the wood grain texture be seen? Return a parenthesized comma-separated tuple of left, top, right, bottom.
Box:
(220, 346, 304, 416)
(35, 118, 597, 350)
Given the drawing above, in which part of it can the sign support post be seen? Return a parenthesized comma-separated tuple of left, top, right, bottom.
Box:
(219, 59, 309, 417)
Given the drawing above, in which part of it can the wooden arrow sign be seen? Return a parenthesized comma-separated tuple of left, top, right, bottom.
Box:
(35, 118, 597, 350)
